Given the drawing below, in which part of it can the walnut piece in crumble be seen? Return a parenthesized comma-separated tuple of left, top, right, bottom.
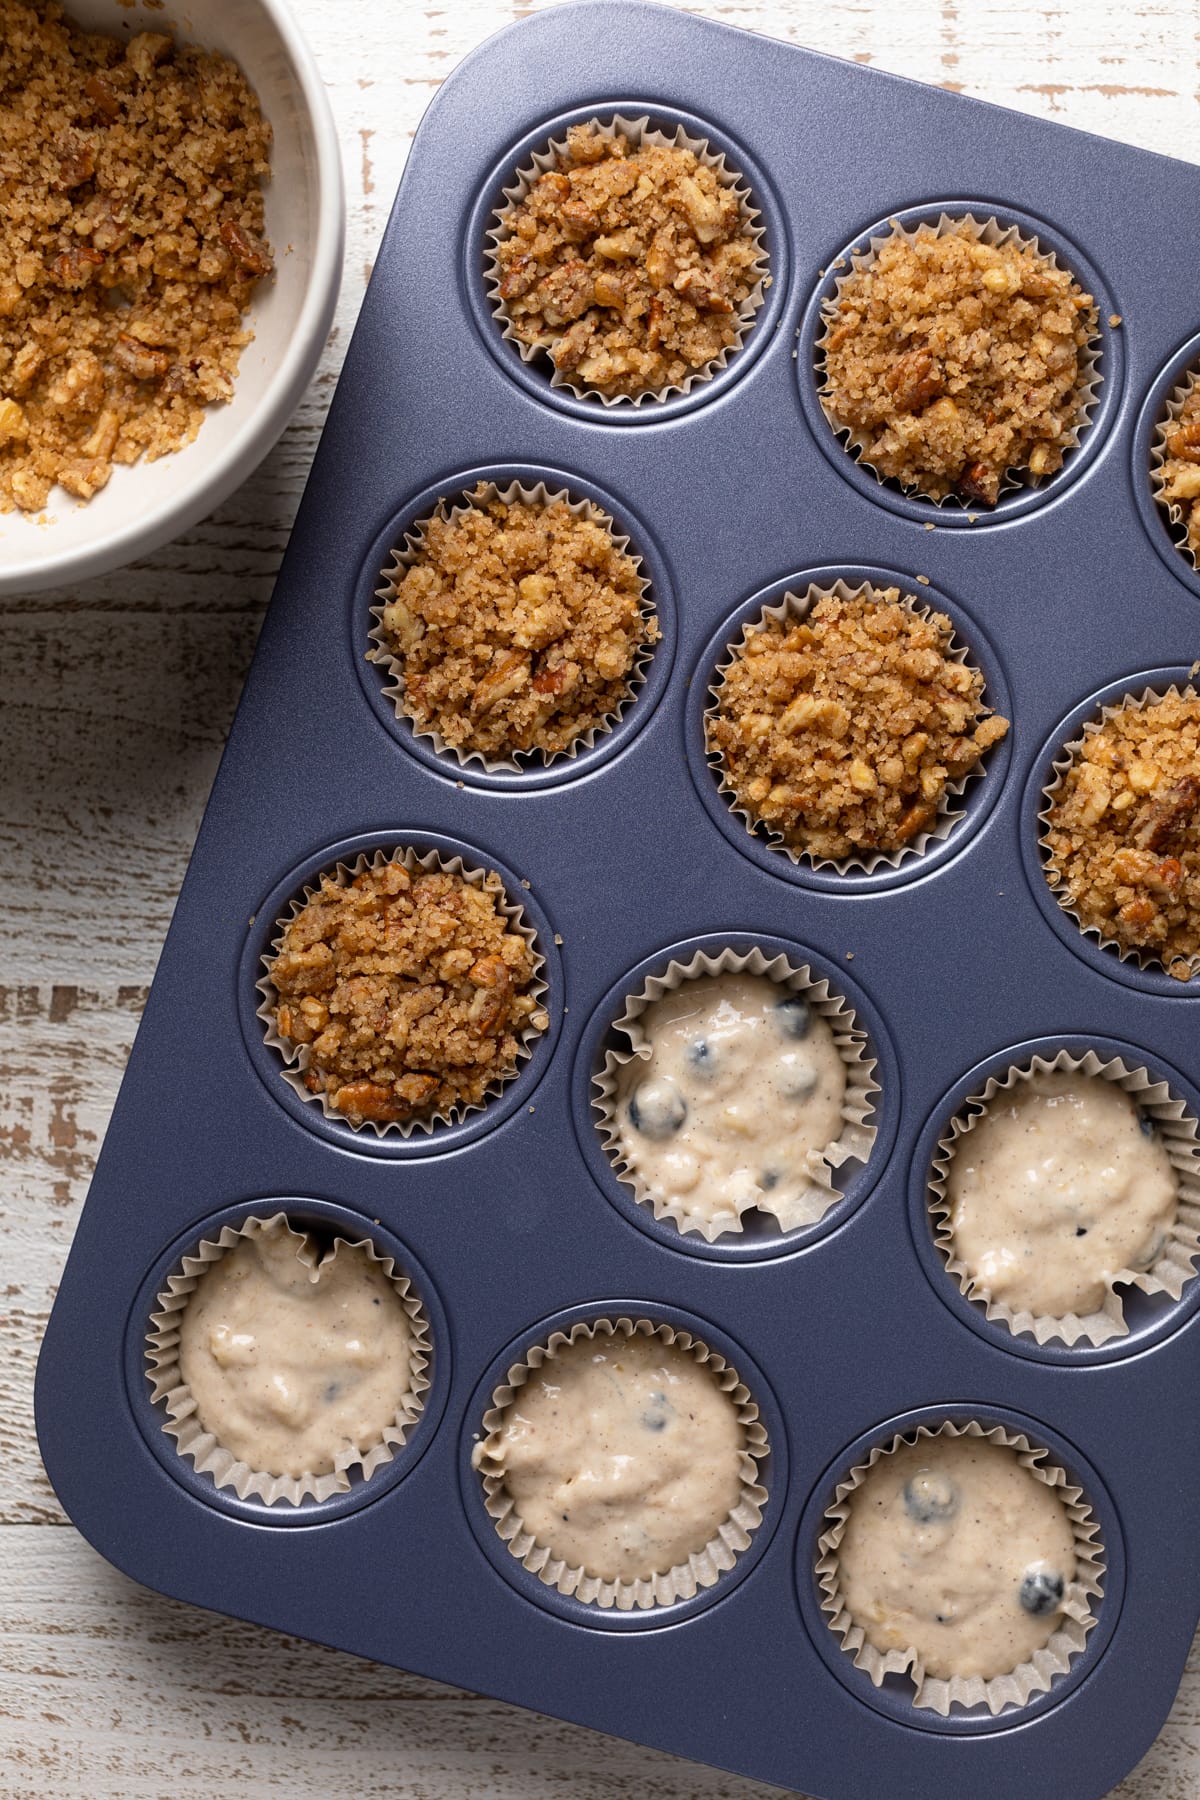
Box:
(493, 121, 762, 399)
(820, 220, 1097, 505)
(1043, 692, 1200, 981)
(0, 0, 272, 514)
(268, 861, 547, 1127)
(707, 588, 1009, 863)
(376, 484, 657, 761)
(1156, 383, 1200, 562)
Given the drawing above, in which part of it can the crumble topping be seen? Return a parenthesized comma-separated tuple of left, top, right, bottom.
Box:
(708, 587, 1009, 862)
(268, 860, 547, 1126)
(1155, 381, 1200, 563)
(376, 484, 656, 760)
(493, 121, 762, 399)
(820, 220, 1097, 505)
(0, 0, 272, 514)
(1043, 691, 1200, 980)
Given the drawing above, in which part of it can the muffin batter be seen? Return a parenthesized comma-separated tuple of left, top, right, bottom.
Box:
(615, 973, 846, 1235)
(486, 1332, 746, 1581)
(838, 1435, 1077, 1681)
(948, 1071, 1179, 1316)
(178, 1221, 416, 1478)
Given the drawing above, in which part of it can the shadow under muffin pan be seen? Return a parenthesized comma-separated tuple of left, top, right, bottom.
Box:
(33, 8, 1200, 1800)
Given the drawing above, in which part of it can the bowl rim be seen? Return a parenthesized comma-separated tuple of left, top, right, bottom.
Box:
(0, 0, 345, 597)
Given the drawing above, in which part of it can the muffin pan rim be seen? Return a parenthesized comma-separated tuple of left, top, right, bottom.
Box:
(905, 1032, 1200, 1365)
(793, 1401, 1126, 1737)
(684, 563, 1015, 894)
(123, 1196, 453, 1527)
(236, 827, 564, 1158)
(456, 1296, 789, 1631)
(795, 196, 1124, 529)
(461, 95, 792, 424)
(351, 461, 679, 790)
(571, 929, 901, 1261)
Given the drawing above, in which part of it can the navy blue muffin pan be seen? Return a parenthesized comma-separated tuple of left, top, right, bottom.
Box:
(35, 5, 1200, 1796)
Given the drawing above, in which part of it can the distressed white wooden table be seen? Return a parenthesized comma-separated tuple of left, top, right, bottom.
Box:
(3, 1, 1199, 1792)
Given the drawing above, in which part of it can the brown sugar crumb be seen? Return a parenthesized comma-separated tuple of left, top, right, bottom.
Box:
(819, 220, 1098, 505)
(0, 0, 272, 514)
(1043, 692, 1200, 981)
(268, 860, 546, 1127)
(492, 121, 762, 399)
(376, 484, 657, 761)
(1155, 383, 1200, 562)
(708, 587, 1010, 863)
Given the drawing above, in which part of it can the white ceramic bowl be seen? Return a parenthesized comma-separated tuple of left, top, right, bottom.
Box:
(0, 0, 344, 596)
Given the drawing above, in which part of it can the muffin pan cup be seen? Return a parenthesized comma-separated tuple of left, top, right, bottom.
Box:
(33, 7, 1200, 1799)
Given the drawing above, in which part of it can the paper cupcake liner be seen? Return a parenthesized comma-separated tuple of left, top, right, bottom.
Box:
(1038, 682, 1200, 983)
(704, 579, 1004, 874)
(485, 113, 769, 407)
(816, 212, 1103, 508)
(367, 480, 657, 773)
(256, 844, 551, 1136)
(471, 1315, 769, 1610)
(816, 1418, 1104, 1716)
(592, 945, 879, 1242)
(929, 1049, 1200, 1347)
(1149, 366, 1200, 569)
(145, 1212, 432, 1506)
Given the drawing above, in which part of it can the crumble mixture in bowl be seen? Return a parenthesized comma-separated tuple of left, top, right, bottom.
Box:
(929, 1049, 1200, 1348)
(1151, 371, 1200, 567)
(0, 0, 273, 516)
(817, 1419, 1104, 1715)
(817, 214, 1100, 507)
(705, 580, 1009, 872)
(472, 1315, 768, 1609)
(487, 115, 767, 403)
(1040, 685, 1200, 982)
(146, 1212, 431, 1506)
(258, 847, 550, 1134)
(369, 480, 658, 767)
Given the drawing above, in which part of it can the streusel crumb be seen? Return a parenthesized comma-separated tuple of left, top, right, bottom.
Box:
(1042, 692, 1200, 981)
(268, 860, 547, 1127)
(820, 220, 1097, 505)
(708, 588, 1009, 862)
(376, 484, 657, 760)
(1155, 382, 1200, 562)
(0, 0, 272, 515)
(493, 121, 762, 399)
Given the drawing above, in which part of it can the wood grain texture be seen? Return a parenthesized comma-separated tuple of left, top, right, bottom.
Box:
(3, 0, 1199, 1793)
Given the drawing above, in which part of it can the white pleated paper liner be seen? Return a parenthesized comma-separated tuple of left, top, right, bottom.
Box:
(815, 211, 1103, 508)
(816, 1419, 1104, 1717)
(592, 944, 879, 1243)
(704, 579, 1007, 875)
(145, 1212, 432, 1507)
(927, 1048, 1200, 1348)
(484, 113, 769, 406)
(1149, 365, 1200, 569)
(471, 1315, 769, 1610)
(256, 843, 550, 1136)
(1038, 682, 1200, 985)
(366, 479, 657, 773)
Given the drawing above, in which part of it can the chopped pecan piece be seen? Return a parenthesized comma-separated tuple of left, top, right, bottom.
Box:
(1166, 422, 1200, 463)
(84, 73, 122, 118)
(50, 245, 105, 289)
(1133, 776, 1200, 851)
(114, 334, 172, 381)
(331, 1080, 406, 1123)
(884, 346, 943, 412)
(219, 221, 274, 279)
(956, 460, 998, 506)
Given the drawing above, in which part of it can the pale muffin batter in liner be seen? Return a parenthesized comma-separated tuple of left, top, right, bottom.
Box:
(485, 114, 769, 408)
(146, 1213, 431, 1505)
(929, 1049, 1200, 1347)
(593, 946, 878, 1242)
(367, 481, 656, 772)
(705, 581, 1005, 875)
(256, 845, 550, 1136)
(817, 1419, 1104, 1716)
(472, 1316, 768, 1610)
(1150, 366, 1200, 570)
(1038, 683, 1200, 983)
(816, 213, 1102, 508)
